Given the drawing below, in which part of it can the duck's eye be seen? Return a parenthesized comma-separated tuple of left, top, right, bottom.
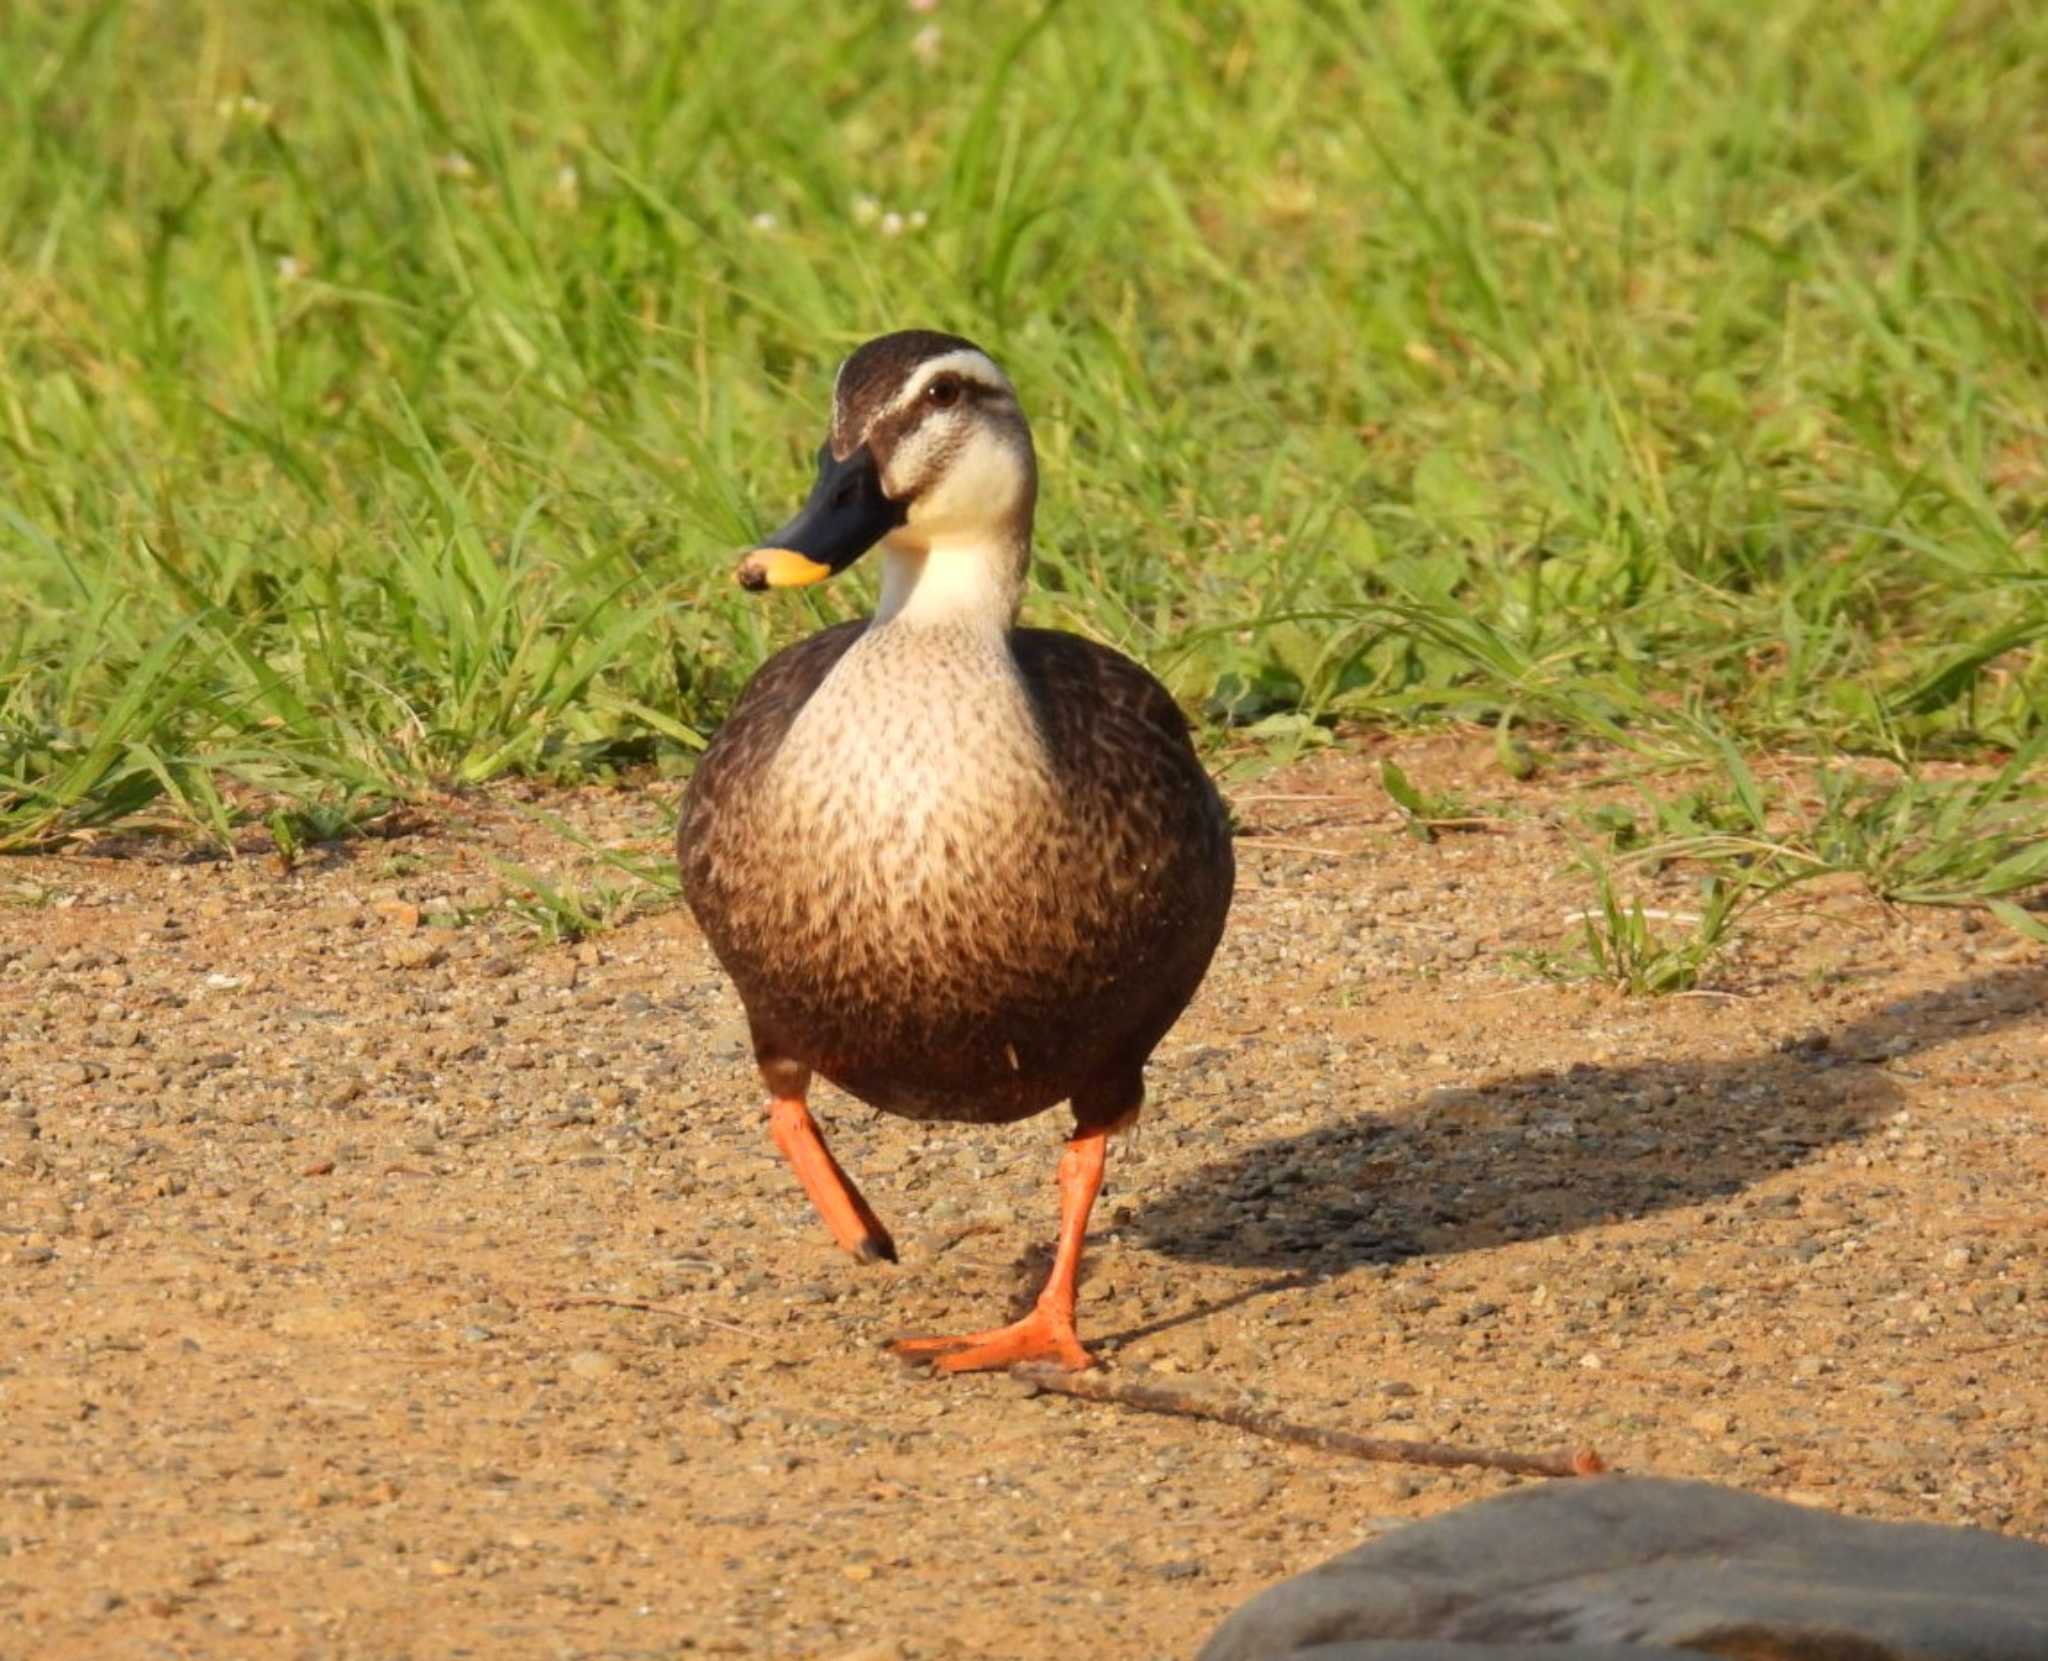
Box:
(925, 375, 962, 409)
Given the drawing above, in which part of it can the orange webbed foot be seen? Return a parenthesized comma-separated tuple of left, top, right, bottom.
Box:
(889, 1304, 1095, 1374)
(889, 1125, 1112, 1375)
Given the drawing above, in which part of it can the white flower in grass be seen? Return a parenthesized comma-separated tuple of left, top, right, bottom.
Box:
(434, 151, 476, 181)
(873, 207, 928, 238)
(851, 194, 882, 226)
(750, 211, 780, 233)
(276, 254, 309, 283)
(911, 23, 943, 65)
(550, 163, 581, 209)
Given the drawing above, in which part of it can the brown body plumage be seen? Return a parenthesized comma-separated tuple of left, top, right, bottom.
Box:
(674, 329, 1233, 1373)
(678, 619, 1232, 1127)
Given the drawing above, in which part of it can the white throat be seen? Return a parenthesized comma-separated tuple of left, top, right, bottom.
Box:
(872, 537, 1025, 632)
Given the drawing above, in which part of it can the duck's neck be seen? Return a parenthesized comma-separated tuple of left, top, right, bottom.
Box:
(870, 530, 1029, 636)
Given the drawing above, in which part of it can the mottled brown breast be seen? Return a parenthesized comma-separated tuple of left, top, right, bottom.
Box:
(677, 620, 1233, 1126)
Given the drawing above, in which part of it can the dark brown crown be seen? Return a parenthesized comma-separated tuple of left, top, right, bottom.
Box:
(831, 330, 989, 454)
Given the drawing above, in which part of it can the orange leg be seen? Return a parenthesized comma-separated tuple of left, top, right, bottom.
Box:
(768, 1096, 897, 1264)
(890, 1125, 1108, 1373)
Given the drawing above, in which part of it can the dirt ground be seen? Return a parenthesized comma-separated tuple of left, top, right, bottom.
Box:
(3, 734, 2045, 1661)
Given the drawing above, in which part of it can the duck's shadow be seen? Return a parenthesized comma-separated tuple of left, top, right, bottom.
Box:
(1125, 966, 2045, 1282)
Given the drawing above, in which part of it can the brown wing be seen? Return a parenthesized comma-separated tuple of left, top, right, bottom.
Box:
(1011, 626, 1203, 756)
(1010, 628, 1236, 1114)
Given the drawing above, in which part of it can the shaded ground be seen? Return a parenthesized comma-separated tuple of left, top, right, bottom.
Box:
(3, 735, 2044, 1661)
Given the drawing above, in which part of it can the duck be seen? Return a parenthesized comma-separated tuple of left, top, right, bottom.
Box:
(676, 330, 1234, 1373)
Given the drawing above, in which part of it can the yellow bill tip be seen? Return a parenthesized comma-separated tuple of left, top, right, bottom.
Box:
(735, 547, 833, 592)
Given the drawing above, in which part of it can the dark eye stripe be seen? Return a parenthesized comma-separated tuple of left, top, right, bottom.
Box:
(841, 365, 1010, 460)
(915, 370, 1001, 405)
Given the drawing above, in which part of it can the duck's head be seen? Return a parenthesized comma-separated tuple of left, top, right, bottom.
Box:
(735, 330, 1036, 623)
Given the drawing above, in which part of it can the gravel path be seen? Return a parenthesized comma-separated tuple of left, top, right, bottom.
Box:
(3, 735, 2044, 1659)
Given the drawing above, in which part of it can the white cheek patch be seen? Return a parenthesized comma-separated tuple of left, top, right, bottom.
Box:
(883, 421, 948, 500)
(906, 427, 1025, 536)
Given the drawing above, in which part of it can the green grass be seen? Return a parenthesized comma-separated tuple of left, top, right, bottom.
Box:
(1518, 864, 1753, 996)
(4, 0, 2047, 950)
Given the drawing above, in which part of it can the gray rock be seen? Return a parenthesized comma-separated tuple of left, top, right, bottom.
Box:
(1197, 1476, 2048, 1661)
